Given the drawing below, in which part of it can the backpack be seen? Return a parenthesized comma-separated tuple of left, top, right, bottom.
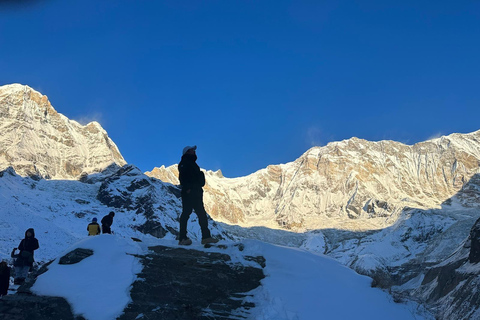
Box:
(20, 251, 34, 265)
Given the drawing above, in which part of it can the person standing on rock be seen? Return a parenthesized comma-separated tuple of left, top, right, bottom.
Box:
(101, 212, 115, 234)
(178, 145, 218, 245)
(87, 217, 101, 236)
(12, 228, 39, 284)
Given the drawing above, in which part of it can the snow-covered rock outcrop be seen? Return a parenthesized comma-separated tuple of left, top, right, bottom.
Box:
(0, 84, 126, 179)
(0, 164, 226, 264)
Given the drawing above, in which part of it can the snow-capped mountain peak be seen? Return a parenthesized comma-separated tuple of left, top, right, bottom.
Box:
(148, 129, 480, 232)
(0, 84, 126, 179)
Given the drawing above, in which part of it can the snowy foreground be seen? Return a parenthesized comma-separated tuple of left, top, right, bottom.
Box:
(31, 235, 424, 320)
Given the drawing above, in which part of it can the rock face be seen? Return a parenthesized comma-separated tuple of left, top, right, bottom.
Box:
(93, 164, 187, 239)
(58, 248, 94, 265)
(0, 259, 80, 320)
(0, 295, 79, 320)
(0, 244, 264, 320)
(119, 245, 265, 320)
(469, 217, 480, 264)
(318, 172, 480, 320)
(148, 131, 480, 231)
(0, 84, 126, 179)
(404, 215, 480, 320)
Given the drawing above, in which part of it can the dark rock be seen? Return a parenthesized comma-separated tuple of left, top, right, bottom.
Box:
(78, 172, 89, 183)
(165, 225, 179, 236)
(29, 174, 45, 181)
(469, 217, 480, 263)
(0, 295, 77, 320)
(92, 163, 187, 240)
(166, 184, 182, 199)
(79, 163, 122, 184)
(134, 220, 168, 238)
(362, 267, 393, 289)
(377, 200, 389, 210)
(235, 243, 245, 251)
(0, 167, 17, 178)
(421, 258, 468, 302)
(443, 198, 453, 206)
(414, 255, 480, 320)
(59, 248, 94, 265)
(97, 181, 133, 209)
(73, 212, 86, 218)
(73, 210, 99, 219)
(16, 261, 54, 294)
(95, 166, 143, 209)
(347, 205, 360, 218)
(126, 178, 151, 192)
(0, 259, 80, 320)
(74, 199, 90, 205)
(244, 255, 266, 268)
(118, 245, 265, 320)
(134, 195, 155, 216)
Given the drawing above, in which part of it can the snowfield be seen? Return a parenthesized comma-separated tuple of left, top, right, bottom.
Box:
(30, 235, 426, 320)
(31, 236, 143, 320)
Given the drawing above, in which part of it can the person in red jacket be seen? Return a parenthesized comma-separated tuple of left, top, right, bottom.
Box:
(178, 145, 218, 246)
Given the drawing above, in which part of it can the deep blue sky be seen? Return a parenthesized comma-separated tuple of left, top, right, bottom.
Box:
(1, 1, 479, 177)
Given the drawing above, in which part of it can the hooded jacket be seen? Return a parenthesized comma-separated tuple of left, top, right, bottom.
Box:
(18, 228, 39, 253)
(178, 154, 205, 195)
(101, 213, 114, 227)
(18, 228, 39, 266)
(87, 222, 101, 236)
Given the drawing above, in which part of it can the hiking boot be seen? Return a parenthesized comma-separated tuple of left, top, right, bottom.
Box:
(178, 238, 192, 246)
(201, 237, 219, 245)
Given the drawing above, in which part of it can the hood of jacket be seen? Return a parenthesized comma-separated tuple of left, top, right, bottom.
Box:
(25, 228, 35, 238)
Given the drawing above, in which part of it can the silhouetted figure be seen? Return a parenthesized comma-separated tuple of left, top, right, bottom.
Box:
(0, 261, 10, 296)
(101, 212, 115, 234)
(12, 228, 39, 284)
(178, 145, 218, 245)
(87, 217, 101, 236)
(11, 248, 26, 285)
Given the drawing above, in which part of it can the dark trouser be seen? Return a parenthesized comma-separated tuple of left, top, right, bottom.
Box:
(102, 225, 111, 234)
(14, 265, 29, 283)
(179, 189, 211, 240)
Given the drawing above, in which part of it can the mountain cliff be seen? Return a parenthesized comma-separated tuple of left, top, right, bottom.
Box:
(0, 84, 126, 179)
(147, 131, 480, 231)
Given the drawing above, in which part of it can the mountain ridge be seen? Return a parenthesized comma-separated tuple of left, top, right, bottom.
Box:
(1, 84, 480, 319)
(148, 129, 480, 232)
(0, 84, 126, 179)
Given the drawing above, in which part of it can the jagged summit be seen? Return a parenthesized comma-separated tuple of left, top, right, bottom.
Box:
(0, 83, 41, 95)
(148, 129, 480, 231)
(0, 84, 126, 179)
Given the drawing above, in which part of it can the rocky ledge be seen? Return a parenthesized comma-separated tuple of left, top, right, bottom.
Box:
(120, 244, 265, 320)
(0, 243, 265, 320)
